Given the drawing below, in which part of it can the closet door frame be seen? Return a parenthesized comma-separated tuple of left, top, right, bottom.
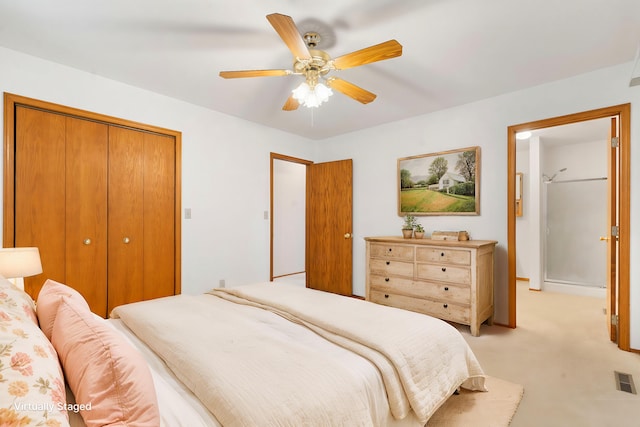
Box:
(3, 92, 182, 295)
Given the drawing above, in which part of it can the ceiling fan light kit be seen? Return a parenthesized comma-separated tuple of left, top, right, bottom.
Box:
(292, 82, 333, 108)
(219, 13, 403, 111)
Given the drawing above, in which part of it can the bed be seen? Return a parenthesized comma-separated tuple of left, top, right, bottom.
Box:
(1, 277, 486, 427)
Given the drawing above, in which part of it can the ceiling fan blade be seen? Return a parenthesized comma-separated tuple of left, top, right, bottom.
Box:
(266, 13, 311, 60)
(326, 77, 377, 104)
(332, 40, 402, 70)
(219, 69, 291, 79)
(282, 94, 300, 111)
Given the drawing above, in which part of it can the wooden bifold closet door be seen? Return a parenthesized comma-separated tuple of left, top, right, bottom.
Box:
(107, 126, 176, 311)
(8, 97, 180, 317)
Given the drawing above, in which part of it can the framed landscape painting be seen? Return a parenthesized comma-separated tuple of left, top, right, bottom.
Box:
(398, 146, 480, 215)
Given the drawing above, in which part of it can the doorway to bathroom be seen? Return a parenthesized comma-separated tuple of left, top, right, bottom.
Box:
(507, 104, 631, 351)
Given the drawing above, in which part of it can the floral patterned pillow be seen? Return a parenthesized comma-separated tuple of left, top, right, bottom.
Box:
(0, 276, 38, 325)
(0, 278, 69, 426)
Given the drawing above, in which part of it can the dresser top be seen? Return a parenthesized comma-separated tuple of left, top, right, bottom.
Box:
(364, 236, 498, 248)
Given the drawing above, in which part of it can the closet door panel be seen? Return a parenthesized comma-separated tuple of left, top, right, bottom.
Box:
(65, 117, 108, 317)
(15, 107, 66, 298)
(143, 133, 176, 300)
(107, 126, 144, 312)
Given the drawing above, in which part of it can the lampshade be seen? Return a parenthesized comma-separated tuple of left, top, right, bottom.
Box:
(292, 82, 333, 108)
(0, 247, 43, 279)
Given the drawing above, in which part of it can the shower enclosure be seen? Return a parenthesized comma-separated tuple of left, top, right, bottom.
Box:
(544, 177, 607, 289)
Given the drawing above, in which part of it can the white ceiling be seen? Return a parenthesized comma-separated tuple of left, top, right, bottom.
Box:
(1, 0, 639, 140)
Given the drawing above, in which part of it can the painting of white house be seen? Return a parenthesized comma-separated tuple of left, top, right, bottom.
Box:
(398, 147, 480, 215)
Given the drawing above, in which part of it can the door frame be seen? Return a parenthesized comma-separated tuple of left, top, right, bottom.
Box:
(269, 153, 312, 281)
(507, 104, 631, 351)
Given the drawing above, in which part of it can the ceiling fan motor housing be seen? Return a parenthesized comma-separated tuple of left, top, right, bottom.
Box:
(293, 49, 331, 87)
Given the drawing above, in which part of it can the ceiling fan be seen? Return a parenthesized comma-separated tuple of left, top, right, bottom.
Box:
(219, 13, 403, 110)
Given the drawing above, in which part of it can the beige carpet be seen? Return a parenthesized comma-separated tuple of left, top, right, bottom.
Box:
(428, 376, 524, 426)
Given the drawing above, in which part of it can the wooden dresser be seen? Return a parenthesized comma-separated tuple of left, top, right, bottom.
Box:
(364, 236, 497, 336)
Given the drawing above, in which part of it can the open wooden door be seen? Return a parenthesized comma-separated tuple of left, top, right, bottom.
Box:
(306, 159, 353, 296)
(606, 117, 619, 342)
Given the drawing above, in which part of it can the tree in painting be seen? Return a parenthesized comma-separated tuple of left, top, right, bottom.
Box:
(428, 157, 448, 182)
(400, 168, 413, 189)
(456, 150, 476, 182)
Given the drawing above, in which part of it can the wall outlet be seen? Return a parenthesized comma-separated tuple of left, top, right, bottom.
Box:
(185, 208, 192, 219)
(219, 279, 226, 288)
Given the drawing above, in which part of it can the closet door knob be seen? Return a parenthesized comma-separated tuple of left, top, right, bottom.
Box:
(83, 238, 91, 245)
(123, 237, 131, 244)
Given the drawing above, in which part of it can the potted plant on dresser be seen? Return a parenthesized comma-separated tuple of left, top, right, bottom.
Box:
(402, 215, 416, 239)
(414, 223, 425, 239)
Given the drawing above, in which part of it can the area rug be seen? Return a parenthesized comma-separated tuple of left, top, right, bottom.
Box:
(428, 376, 524, 426)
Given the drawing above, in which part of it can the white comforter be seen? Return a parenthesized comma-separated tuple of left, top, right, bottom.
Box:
(112, 283, 485, 426)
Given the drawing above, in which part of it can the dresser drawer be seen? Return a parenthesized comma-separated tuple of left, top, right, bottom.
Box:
(416, 247, 471, 266)
(369, 259, 414, 278)
(370, 275, 470, 305)
(369, 274, 414, 289)
(416, 282, 470, 304)
(416, 264, 471, 285)
(370, 243, 414, 261)
(369, 290, 470, 324)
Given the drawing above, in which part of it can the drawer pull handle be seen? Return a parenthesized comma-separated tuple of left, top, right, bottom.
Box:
(386, 261, 390, 265)
(444, 287, 449, 291)
(441, 252, 445, 257)
(441, 267, 447, 272)
(388, 248, 392, 252)
(443, 304, 448, 308)
(385, 277, 390, 282)
(384, 294, 390, 299)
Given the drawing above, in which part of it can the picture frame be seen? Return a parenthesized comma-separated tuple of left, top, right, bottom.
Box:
(515, 172, 523, 217)
(398, 146, 480, 216)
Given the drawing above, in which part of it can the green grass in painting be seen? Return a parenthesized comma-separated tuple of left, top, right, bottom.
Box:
(400, 188, 475, 212)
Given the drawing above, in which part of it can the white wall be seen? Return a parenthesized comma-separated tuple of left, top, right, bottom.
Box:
(528, 136, 545, 291)
(316, 62, 640, 349)
(2, 46, 639, 349)
(0, 47, 315, 295)
(515, 147, 530, 279)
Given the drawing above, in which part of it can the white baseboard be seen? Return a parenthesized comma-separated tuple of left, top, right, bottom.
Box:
(542, 281, 606, 298)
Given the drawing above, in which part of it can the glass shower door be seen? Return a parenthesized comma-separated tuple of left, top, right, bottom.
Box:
(545, 179, 607, 288)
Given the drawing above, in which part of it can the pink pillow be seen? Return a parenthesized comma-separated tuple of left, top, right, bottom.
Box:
(51, 297, 160, 427)
(36, 279, 90, 340)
